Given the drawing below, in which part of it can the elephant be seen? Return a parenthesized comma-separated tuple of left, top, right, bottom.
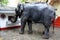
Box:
(10, 3, 56, 39)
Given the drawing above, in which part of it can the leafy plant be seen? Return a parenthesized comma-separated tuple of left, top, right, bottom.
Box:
(20, 0, 27, 3)
(0, 0, 8, 5)
(21, 0, 26, 2)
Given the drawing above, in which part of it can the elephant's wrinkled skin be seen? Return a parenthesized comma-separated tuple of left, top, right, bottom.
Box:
(12, 3, 56, 39)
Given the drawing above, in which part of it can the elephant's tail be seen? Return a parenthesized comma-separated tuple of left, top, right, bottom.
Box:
(52, 12, 56, 33)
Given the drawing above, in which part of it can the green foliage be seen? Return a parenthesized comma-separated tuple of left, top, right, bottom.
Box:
(0, 0, 8, 5)
(20, 0, 26, 3)
(21, 0, 26, 2)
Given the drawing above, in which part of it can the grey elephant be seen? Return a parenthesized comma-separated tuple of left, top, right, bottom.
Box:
(11, 2, 56, 39)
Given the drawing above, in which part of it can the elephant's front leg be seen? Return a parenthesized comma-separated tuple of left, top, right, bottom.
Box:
(27, 20, 33, 34)
(19, 16, 27, 34)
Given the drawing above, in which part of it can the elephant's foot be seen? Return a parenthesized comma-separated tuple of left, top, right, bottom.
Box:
(19, 31, 24, 34)
(42, 35, 49, 39)
(28, 31, 33, 34)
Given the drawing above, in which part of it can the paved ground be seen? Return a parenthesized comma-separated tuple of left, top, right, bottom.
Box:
(0, 24, 60, 40)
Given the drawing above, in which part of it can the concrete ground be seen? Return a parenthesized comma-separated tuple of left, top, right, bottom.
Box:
(0, 24, 60, 40)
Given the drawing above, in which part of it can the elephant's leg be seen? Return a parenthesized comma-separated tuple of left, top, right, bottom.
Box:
(43, 25, 50, 39)
(19, 16, 27, 34)
(27, 20, 32, 34)
(42, 19, 52, 39)
(42, 24, 50, 35)
(42, 23, 51, 39)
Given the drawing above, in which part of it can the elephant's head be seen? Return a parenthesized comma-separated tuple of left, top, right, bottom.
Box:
(15, 4, 24, 18)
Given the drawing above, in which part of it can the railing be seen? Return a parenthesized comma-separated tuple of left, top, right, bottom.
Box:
(0, 6, 15, 14)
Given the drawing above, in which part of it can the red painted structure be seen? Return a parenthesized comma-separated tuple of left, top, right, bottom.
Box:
(53, 17, 60, 28)
(0, 26, 21, 30)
